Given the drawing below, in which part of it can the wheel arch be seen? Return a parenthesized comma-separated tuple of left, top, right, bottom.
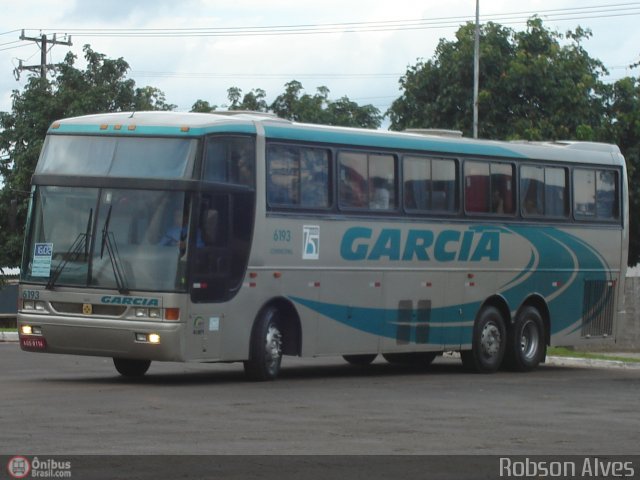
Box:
(253, 297, 302, 356)
(516, 294, 551, 346)
(479, 294, 512, 326)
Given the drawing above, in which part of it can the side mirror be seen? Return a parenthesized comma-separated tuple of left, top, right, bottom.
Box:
(9, 198, 17, 231)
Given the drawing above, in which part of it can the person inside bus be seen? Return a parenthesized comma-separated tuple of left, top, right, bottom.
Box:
(370, 176, 390, 209)
(159, 207, 204, 252)
(491, 189, 504, 214)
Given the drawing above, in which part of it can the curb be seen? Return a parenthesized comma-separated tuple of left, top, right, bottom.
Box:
(546, 355, 640, 369)
(0, 332, 18, 342)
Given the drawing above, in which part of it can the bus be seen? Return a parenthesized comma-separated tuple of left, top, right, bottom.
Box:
(17, 111, 628, 379)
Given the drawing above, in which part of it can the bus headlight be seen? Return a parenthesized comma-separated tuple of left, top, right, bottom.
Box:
(21, 325, 42, 335)
(148, 308, 161, 319)
(23, 301, 46, 312)
(135, 308, 148, 318)
(135, 332, 161, 344)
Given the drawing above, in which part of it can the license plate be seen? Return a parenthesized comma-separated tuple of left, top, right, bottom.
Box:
(20, 336, 47, 351)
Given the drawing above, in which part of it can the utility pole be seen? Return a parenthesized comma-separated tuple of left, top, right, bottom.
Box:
(473, 0, 480, 139)
(14, 30, 72, 80)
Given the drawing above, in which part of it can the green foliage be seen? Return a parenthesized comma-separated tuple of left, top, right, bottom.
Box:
(0, 45, 175, 267)
(227, 87, 268, 112)
(601, 77, 640, 265)
(192, 80, 382, 128)
(190, 99, 217, 113)
(387, 16, 640, 266)
(388, 17, 607, 140)
(269, 81, 382, 127)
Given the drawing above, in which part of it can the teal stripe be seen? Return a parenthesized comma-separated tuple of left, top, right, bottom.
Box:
(264, 124, 527, 159)
(288, 226, 613, 345)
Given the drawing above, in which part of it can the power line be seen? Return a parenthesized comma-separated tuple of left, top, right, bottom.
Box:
(131, 71, 403, 80)
(16, 3, 640, 39)
(0, 43, 32, 53)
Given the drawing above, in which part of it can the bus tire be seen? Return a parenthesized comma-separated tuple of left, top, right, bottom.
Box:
(113, 358, 151, 377)
(244, 307, 283, 381)
(343, 354, 377, 366)
(383, 352, 437, 367)
(461, 306, 506, 373)
(505, 306, 545, 372)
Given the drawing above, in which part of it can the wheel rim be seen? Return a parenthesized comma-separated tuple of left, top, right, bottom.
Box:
(480, 321, 502, 359)
(264, 323, 282, 373)
(519, 318, 540, 361)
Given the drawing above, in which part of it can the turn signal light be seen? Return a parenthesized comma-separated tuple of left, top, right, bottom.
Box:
(164, 308, 180, 321)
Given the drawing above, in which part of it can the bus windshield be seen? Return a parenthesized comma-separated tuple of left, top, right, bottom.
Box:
(22, 186, 192, 292)
(36, 135, 198, 178)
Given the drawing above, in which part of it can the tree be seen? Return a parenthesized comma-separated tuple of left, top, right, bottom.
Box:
(0, 45, 174, 267)
(191, 99, 217, 113)
(387, 17, 640, 265)
(602, 76, 640, 265)
(192, 81, 382, 128)
(388, 17, 607, 140)
(270, 81, 382, 127)
(227, 87, 268, 112)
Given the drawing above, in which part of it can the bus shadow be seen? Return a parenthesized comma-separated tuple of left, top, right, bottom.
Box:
(41, 357, 576, 386)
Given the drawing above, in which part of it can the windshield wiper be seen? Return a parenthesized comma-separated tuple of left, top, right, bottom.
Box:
(46, 208, 93, 290)
(100, 205, 112, 259)
(100, 205, 130, 294)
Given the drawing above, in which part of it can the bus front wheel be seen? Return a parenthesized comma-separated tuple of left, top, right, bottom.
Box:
(113, 358, 151, 377)
(461, 306, 506, 373)
(505, 306, 545, 372)
(244, 307, 283, 381)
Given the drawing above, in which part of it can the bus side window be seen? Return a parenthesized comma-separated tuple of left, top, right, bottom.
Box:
(204, 136, 255, 187)
(465, 161, 514, 215)
(574, 168, 619, 221)
(465, 161, 490, 213)
(201, 209, 219, 246)
(199, 196, 228, 248)
(521, 165, 544, 216)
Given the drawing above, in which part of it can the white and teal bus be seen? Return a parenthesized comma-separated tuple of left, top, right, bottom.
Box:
(18, 111, 628, 379)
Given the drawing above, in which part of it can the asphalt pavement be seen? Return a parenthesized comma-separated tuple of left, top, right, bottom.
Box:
(2, 330, 639, 368)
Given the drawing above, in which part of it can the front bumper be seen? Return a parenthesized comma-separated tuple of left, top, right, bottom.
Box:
(18, 313, 185, 362)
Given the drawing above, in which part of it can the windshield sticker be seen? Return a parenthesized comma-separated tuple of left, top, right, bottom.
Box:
(32, 243, 53, 277)
(303, 225, 320, 260)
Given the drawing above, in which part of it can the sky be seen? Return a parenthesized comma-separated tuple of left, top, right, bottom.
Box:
(1, 0, 639, 123)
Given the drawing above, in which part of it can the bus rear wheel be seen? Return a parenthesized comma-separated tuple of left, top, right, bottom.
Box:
(343, 354, 377, 366)
(244, 307, 283, 381)
(505, 306, 545, 372)
(113, 358, 151, 377)
(461, 306, 506, 373)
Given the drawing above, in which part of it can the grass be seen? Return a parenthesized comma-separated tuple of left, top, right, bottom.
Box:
(548, 347, 640, 363)
(0, 328, 17, 332)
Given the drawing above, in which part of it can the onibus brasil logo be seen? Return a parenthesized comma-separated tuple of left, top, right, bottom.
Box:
(7, 456, 72, 478)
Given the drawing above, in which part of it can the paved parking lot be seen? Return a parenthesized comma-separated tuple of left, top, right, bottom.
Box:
(1, 343, 639, 456)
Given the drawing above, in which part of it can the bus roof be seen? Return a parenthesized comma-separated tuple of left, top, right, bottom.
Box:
(49, 111, 624, 166)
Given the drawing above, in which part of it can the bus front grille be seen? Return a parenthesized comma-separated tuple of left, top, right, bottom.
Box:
(50, 302, 127, 317)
